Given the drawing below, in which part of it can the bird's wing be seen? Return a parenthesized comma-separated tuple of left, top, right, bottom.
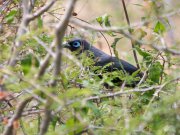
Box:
(114, 58, 139, 74)
(88, 46, 139, 75)
(95, 56, 139, 75)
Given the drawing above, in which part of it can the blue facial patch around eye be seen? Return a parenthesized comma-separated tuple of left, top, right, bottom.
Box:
(73, 41, 81, 47)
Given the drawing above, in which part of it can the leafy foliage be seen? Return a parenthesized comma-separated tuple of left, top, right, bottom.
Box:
(0, 0, 179, 135)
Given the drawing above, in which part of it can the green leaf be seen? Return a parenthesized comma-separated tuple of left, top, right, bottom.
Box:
(136, 47, 151, 58)
(20, 54, 39, 75)
(103, 14, 111, 27)
(111, 38, 122, 57)
(96, 16, 103, 26)
(5, 10, 17, 24)
(131, 69, 141, 77)
(37, 17, 43, 28)
(51, 116, 58, 130)
(111, 38, 122, 49)
(64, 88, 92, 99)
(136, 47, 153, 65)
(148, 61, 163, 83)
(86, 101, 101, 117)
(96, 14, 116, 36)
(96, 14, 111, 27)
(132, 3, 143, 7)
(154, 21, 166, 34)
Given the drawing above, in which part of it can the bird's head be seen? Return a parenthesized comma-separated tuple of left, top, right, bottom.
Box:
(63, 38, 91, 52)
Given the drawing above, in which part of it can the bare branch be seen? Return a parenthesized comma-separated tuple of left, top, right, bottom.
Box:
(8, 0, 57, 66)
(37, 54, 52, 79)
(8, 0, 30, 66)
(3, 97, 33, 135)
(28, 0, 57, 21)
(85, 76, 180, 101)
(33, 36, 56, 58)
(84, 86, 160, 101)
(38, 100, 52, 135)
(52, 0, 77, 85)
(152, 44, 180, 55)
(70, 18, 180, 55)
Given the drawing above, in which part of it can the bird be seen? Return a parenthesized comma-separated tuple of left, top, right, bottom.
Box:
(63, 38, 142, 87)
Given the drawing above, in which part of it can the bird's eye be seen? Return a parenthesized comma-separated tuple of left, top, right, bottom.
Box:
(72, 41, 81, 47)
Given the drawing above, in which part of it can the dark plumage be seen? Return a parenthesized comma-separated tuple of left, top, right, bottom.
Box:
(63, 38, 142, 87)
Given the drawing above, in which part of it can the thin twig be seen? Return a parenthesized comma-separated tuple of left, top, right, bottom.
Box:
(121, 0, 140, 69)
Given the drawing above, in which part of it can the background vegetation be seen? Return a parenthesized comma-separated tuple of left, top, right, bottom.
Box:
(0, 0, 180, 135)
